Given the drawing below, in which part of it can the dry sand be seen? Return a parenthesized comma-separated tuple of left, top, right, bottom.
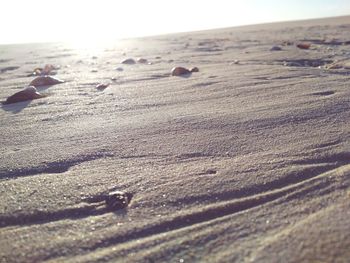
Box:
(1, 16, 350, 262)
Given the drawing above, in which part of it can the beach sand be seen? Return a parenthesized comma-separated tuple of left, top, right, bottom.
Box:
(1, 16, 350, 262)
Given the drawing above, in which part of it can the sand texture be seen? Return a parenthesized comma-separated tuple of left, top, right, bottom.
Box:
(1, 16, 350, 262)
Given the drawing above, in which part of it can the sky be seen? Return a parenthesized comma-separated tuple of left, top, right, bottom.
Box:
(0, 0, 349, 45)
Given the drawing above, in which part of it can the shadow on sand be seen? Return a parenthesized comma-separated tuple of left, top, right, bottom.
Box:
(1, 100, 32, 113)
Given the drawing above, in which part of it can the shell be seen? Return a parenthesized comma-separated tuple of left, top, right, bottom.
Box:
(31, 64, 58, 76)
(296, 43, 311, 49)
(171, 66, 191, 76)
(29, 76, 64, 87)
(121, 58, 136, 64)
(5, 86, 45, 104)
(105, 191, 133, 210)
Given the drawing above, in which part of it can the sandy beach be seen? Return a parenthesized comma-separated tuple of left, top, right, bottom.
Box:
(1, 16, 350, 262)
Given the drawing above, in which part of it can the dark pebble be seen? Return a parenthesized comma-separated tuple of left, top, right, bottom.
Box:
(105, 191, 133, 210)
(190, 67, 199, 72)
(270, 46, 282, 51)
(96, 83, 110, 90)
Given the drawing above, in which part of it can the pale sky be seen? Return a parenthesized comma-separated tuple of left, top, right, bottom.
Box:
(0, 0, 349, 44)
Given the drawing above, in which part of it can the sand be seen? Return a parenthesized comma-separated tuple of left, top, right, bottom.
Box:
(1, 16, 350, 262)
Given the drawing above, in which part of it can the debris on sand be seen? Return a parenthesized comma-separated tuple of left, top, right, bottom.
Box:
(96, 83, 110, 90)
(282, 41, 293, 46)
(137, 58, 148, 64)
(30, 64, 59, 76)
(189, 67, 199, 73)
(29, 76, 64, 87)
(4, 86, 45, 104)
(105, 191, 133, 210)
(115, 67, 124, 71)
(171, 67, 191, 76)
(230, 60, 240, 65)
(121, 58, 136, 65)
(270, 46, 282, 51)
(296, 43, 311, 49)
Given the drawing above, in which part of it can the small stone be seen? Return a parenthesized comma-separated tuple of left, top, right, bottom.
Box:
(105, 191, 133, 210)
(270, 46, 282, 51)
(5, 86, 45, 104)
(171, 67, 191, 76)
(137, 58, 148, 64)
(296, 43, 311, 49)
(189, 67, 199, 73)
(121, 58, 136, 64)
(29, 76, 64, 87)
(283, 61, 302, 67)
(282, 41, 293, 46)
(230, 60, 240, 65)
(115, 67, 124, 71)
(96, 83, 110, 90)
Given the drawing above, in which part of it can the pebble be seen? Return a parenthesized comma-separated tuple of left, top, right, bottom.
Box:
(121, 58, 136, 64)
(137, 58, 148, 64)
(29, 76, 64, 87)
(283, 61, 302, 67)
(105, 191, 133, 210)
(296, 43, 311, 49)
(5, 86, 45, 104)
(230, 60, 240, 65)
(115, 67, 124, 71)
(270, 46, 282, 51)
(171, 67, 191, 76)
(96, 83, 110, 90)
(189, 67, 199, 73)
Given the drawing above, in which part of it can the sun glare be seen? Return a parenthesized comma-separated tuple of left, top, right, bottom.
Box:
(1, 0, 350, 44)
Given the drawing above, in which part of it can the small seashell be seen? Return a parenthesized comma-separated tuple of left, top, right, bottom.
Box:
(137, 58, 148, 64)
(121, 58, 136, 64)
(296, 43, 311, 49)
(96, 83, 110, 90)
(171, 66, 191, 76)
(270, 46, 282, 51)
(5, 86, 45, 104)
(105, 190, 133, 210)
(29, 76, 64, 87)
